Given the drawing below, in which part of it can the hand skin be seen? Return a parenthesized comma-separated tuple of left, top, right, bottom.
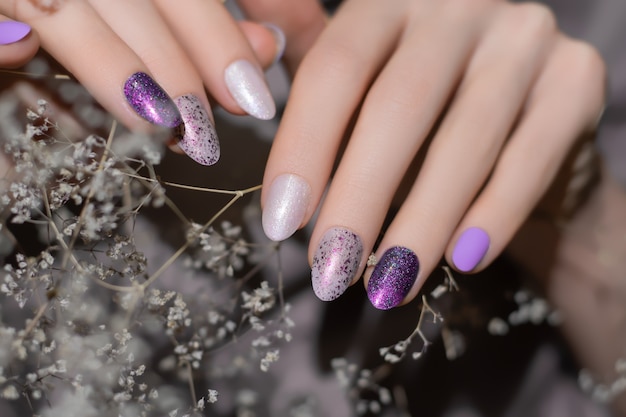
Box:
(247, 0, 605, 308)
(0, 1, 282, 165)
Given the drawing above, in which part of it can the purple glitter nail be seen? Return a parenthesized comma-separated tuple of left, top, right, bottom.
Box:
(123, 72, 181, 128)
(174, 95, 220, 166)
(367, 246, 419, 310)
(311, 228, 363, 302)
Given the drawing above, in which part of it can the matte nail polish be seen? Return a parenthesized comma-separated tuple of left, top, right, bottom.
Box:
(312, 228, 363, 301)
(174, 94, 220, 166)
(261, 23, 286, 65)
(224, 59, 276, 120)
(367, 246, 419, 310)
(123, 72, 181, 128)
(262, 174, 310, 242)
(0, 21, 31, 45)
(452, 227, 490, 272)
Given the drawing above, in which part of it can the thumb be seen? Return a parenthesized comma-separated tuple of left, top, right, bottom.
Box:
(236, 0, 327, 75)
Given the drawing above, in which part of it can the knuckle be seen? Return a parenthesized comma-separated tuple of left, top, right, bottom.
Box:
(508, 2, 558, 41)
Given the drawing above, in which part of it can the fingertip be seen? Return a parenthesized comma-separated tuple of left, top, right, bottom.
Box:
(238, 20, 285, 70)
(0, 22, 40, 68)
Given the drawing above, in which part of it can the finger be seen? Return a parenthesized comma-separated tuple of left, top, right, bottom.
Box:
(362, 2, 556, 309)
(88, 0, 219, 165)
(154, 0, 276, 120)
(305, 1, 486, 302)
(447, 35, 606, 273)
(0, 1, 182, 131)
(236, 0, 327, 74)
(260, 0, 406, 244)
(238, 21, 286, 69)
(0, 18, 39, 68)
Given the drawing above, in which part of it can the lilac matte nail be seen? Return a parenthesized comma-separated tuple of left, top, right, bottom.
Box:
(367, 246, 419, 310)
(224, 59, 276, 120)
(312, 228, 363, 301)
(262, 174, 310, 242)
(123, 72, 181, 128)
(174, 94, 220, 166)
(0, 21, 31, 45)
(452, 227, 490, 272)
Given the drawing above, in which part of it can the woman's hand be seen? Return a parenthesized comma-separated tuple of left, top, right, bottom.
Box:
(253, 0, 606, 308)
(0, 0, 284, 165)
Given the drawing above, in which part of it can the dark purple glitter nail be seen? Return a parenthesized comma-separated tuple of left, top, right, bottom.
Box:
(367, 246, 419, 310)
(123, 72, 181, 128)
(174, 94, 220, 166)
(311, 228, 363, 301)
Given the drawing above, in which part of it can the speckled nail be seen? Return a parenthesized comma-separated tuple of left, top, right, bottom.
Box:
(224, 59, 276, 120)
(174, 94, 219, 166)
(312, 228, 363, 301)
(262, 173, 310, 242)
(367, 246, 419, 310)
(123, 72, 181, 128)
(0, 21, 31, 45)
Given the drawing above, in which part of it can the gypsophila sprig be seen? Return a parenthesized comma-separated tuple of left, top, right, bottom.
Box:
(0, 78, 289, 417)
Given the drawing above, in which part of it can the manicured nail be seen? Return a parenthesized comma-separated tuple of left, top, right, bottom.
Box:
(312, 228, 363, 301)
(0, 21, 31, 45)
(174, 94, 220, 166)
(452, 227, 490, 272)
(262, 174, 310, 241)
(367, 246, 419, 310)
(224, 59, 276, 120)
(123, 72, 181, 128)
(261, 23, 286, 65)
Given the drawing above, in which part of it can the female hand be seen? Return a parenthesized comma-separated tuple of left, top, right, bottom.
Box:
(252, 0, 606, 308)
(0, 0, 284, 165)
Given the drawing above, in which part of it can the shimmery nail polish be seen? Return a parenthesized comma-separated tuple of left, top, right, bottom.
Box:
(0, 21, 31, 45)
(367, 246, 419, 310)
(224, 59, 276, 120)
(262, 174, 310, 242)
(261, 23, 286, 65)
(174, 94, 220, 166)
(123, 72, 181, 128)
(312, 228, 363, 301)
(452, 227, 490, 272)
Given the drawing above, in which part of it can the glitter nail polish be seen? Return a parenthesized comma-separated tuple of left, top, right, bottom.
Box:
(224, 59, 276, 120)
(0, 21, 31, 45)
(311, 228, 363, 301)
(123, 72, 181, 128)
(367, 246, 419, 310)
(174, 94, 220, 166)
(262, 173, 310, 242)
(452, 227, 490, 272)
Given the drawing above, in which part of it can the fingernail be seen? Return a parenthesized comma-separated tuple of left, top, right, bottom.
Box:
(124, 72, 182, 128)
(224, 59, 276, 120)
(262, 173, 310, 241)
(367, 246, 419, 310)
(452, 227, 490, 272)
(174, 94, 220, 166)
(0, 21, 31, 45)
(261, 23, 286, 65)
(312, 228, 363, 301)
